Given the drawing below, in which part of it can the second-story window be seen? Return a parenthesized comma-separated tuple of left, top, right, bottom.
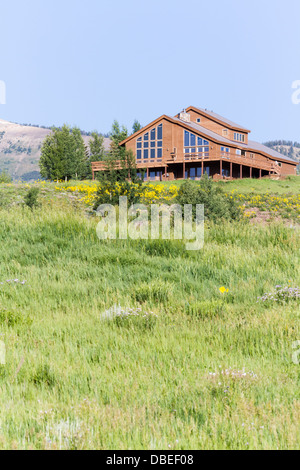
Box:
(234, 132, 245, 143)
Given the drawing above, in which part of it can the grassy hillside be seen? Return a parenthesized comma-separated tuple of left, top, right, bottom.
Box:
(0, 119, 111, 181)
(0, 180, 299, 449)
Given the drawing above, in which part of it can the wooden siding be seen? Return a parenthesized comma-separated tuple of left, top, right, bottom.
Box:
(92, 112, 297, 180)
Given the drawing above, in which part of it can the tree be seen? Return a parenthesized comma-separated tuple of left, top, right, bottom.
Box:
(111, 120, 128, 146)
(89, 132, 105, 161)
(39, 125, 89, 181)
(68, 127, 89, 180)
(132, 120, 142, 135)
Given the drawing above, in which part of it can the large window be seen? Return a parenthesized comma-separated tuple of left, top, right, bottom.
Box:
(184, 131, 209, 158)
(136, 124, 163, 162)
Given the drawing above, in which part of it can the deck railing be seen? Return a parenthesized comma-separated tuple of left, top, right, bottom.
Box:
(167, 150, 279, 173)
(92, 150, 281, 175)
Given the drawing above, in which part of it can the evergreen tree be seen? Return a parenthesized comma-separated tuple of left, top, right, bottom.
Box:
(111, 120, 128, 146)
(132, 120, 142, 134)
(89, 132, 105, 161)
(39, 125, 89, 181)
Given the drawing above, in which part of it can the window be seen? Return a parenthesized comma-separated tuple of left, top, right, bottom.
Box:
(234, 132, 245, 143)
(221, 147, 230, 158)
(236, 149, 242, 156)
(157, 124, 163, 140)
(184, 131, 190, 147)
(184, 131, 210, 158)
(197, 118, 201, 123)
(136, 125, 163, 162)
(223, 129, 228, 137)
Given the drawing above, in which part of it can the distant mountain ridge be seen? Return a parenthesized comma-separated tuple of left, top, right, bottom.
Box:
(263, 140, 300, 170)
(0, 119, 111, 181)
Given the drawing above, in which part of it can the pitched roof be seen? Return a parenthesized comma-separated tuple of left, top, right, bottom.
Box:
(186, 106, 251, 133)
(120, 113, 298, 165)
(171, 117, 298, 164)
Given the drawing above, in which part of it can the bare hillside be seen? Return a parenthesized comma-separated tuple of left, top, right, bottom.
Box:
(0, 119, 111, 181)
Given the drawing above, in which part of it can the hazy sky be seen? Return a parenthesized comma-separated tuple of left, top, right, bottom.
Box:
(1, 0, 300, 142)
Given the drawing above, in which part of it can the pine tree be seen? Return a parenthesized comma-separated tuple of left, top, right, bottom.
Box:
(89, 132, 105, 161)
(132, 120, 142, 134)
(39, 125, 89, 181)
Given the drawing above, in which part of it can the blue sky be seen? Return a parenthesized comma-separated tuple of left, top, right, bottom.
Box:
(0, 0, 300, 142)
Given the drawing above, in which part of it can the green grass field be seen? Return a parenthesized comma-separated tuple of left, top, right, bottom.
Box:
(155, 175, 300, 194)
(0, 180, 299, 450)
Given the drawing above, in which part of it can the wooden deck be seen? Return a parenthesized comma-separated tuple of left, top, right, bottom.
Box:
(92, 153, 281, 179)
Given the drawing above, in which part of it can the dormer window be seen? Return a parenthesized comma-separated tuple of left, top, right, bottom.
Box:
(234, 132, 245, 143)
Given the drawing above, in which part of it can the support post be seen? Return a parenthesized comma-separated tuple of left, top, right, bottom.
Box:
(250, 167, 253, 179)
(183, 161, 186, 180)
(240, 165, 243, 179)
(259, 169, 262, 179)
(220, 159, 223, 178)
(230, 162, 233, 180)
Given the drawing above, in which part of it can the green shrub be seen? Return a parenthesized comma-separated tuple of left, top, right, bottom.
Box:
(32, 365, 57, 388)
(0, 306, 32, 327)
(176, 176, 242, 222)
(94, 181, 144, 208)
(24, 187, 40, 210)
(0, 170, 12, 184)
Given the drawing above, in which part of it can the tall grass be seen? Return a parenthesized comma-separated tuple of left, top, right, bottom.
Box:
(0, 187, 299, 449)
